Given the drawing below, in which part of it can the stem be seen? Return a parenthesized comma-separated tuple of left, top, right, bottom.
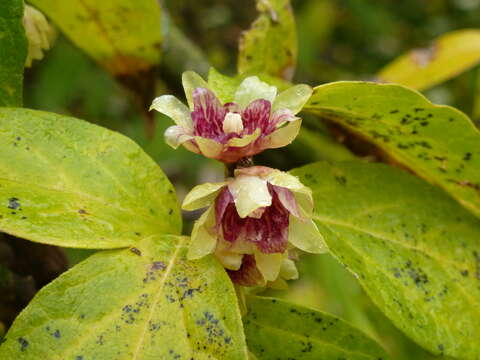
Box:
(224, 157, 254, 178)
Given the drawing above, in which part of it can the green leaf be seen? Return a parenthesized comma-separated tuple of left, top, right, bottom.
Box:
(377, 29, 480, 91)
(0, 0, 27, 106)
(238, 0, 297, 81)
(244, 296, 389, 360)
(0, 108, 181, 248)
(0, 235, 248, 359)
(28, 0, 162, 76)
(293, 161, 480, 360)
(304, 81, 480, 218)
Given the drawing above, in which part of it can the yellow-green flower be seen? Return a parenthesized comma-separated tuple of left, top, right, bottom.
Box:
(150, 72, 312, 163)
(182, 166, 327, 287)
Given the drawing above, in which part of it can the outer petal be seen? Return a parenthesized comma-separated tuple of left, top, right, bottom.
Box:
(266, 169, 305, 191)
(150, 95, 193, 130)
(188, 206, 217, 259)
(227, 255, 265, 286)
(267, 169, 314, 216)
(254, 251, 285, 282)
(228, 175, 272, 218)
(270, 109, 297, 128)
(262, 119, 302, 149)
(195, 136, 224, 159)
(234, 76, 277, 109)
(288, 216, 328, 254)
(280, 258, 299, 280)
(182, 182, 228, 211)
(164, 125, 194, 149)
(182, 71, 210, 110)
(226, 128, 261, 147)
(271, 186, 301, 218)
(215, 238, 253, 271)
(272, 84, 313, 114)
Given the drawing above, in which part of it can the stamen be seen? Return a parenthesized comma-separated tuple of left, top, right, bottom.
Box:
(222, 112, 244, 134)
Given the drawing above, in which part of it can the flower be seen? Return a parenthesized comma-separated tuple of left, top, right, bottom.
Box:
(150, 71, 312, 163)
(182, 166, 327, 287)
(23, 4, 56, 67)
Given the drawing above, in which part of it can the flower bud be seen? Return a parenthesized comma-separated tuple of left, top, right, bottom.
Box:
(23, 4, 55, 67)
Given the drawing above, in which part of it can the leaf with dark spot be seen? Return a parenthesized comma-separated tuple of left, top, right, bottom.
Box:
(0, 235, 248, 359)
(238, 0, 296, 80)
(293, 161, 480, 359)
(0, 108, 181, 248)
(244, 297, 388, 359)
(304, 82, 480, 218)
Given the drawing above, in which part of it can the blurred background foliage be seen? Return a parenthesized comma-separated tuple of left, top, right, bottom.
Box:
(2, 0, 480, 358)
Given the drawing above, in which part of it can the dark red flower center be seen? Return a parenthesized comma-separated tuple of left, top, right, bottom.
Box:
(191, 88, 274, 144)
(215, 184, 290, 253)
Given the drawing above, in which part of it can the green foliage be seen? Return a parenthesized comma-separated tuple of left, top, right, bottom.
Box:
(304, 81, 480, 217)
(378, 29, 480, 91)
(293, 161, 480, 359)
(0, 108, 181, 248)
(0, 235, 248, 359)
(28, 0, 162, 76)
(0, 0, 27, 106)
(238, 0, 297, 80)
(244, 296, 389, 359)
(1, 0, 480, 358)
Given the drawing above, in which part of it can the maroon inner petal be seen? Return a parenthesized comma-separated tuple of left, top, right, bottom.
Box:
(227, 255, 264, 286)
(242, 99, 273, 135)
(215, 184, 290, 253)
(191, 88, 227, 141)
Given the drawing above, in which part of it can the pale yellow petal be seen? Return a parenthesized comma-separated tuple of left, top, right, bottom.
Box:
(195, 136, 224, 159)
(272, 84, 313, 114)
(215, 239, 245, 270)
(288, 216, 328, 254)
(228, 175, 271, 218)
(182, 181, 228, 211)
(266, 167, 314, 216)
(226, 128, 261, 147)
(280, 259, 299, 280)
(188, 206, 217, 259)
(265, 119, 302, 149)
(254, 251, 285, 282)
(150, 95, 193, 129)
(164, 126, 194, 149)
(182, 71, 210, 110)
(234, 76, 277, 109)
(267, 278, 288, 290)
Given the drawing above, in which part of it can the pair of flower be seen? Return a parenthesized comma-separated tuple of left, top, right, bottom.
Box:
(151, 71, 326, 286)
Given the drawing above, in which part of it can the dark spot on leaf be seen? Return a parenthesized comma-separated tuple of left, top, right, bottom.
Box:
(53, 329, 61, 339)
(17, 337, 28, 351)
(130, 247, 142, 256)
(8, 197, 20, 210)
(78, 209, 87, 215)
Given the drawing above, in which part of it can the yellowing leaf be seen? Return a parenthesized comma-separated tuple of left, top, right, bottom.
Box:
(0, 108, 181, 248)
(244, 296, 389, 359)
(28, 0, 162, 76)
(238, 0, 297, 80)
(378, 29, 480, 91)
(0, 235, 248, 359)
(293, 161, 480, 359)
(304, 81, 480, 218)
